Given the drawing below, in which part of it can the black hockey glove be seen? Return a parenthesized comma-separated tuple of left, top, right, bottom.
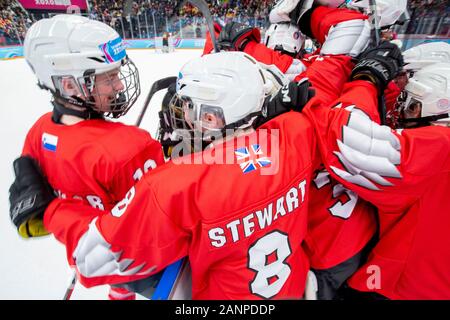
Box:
(9, 156, 55, 238)
(351, 41, 404, 93)
(254, 79, 315, 128)
(217, 22, 261, 51)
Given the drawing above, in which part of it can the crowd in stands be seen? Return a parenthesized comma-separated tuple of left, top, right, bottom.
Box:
(406, 0, 449, 35)
(0, 0, 32, 45)
(85, 0, 274, 39)
(0, 0, 448, 46)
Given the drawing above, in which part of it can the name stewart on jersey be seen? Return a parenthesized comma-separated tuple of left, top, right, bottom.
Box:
(208, 179, 307, 248)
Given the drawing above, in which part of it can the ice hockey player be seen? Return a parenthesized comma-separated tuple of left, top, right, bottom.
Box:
(310, 41, 450, 299)
(11, 51, 324, 299)
(162, 32, 170, 53)
(8, 14, 165, 300)
(213, 1, 379, 299)
(386, 41, 450, 128)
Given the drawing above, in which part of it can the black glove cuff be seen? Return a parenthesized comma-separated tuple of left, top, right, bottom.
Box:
(351, 59, 390, 92)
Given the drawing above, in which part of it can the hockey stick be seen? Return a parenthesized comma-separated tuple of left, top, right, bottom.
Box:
(62, 78, 177, 300)
(134, 77, 191, 300)
(167, 0, 219, 52)
(368, 0, 381, 46)
(368, 0, 386, 123)
(368, 0, 387, 125)
(185, 0, 220, 53)
(170, 0, 219, 53)
(135, 76, 177, 127)
(63, 270, 77, 300)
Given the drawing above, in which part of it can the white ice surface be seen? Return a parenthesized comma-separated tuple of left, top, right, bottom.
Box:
(0, 49, 202, 299)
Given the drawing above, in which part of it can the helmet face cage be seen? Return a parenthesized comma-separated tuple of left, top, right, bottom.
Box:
(402, 95, 422, 120)
(168, 94, 227, 143)
(80, 57, 140, 118)
(394, 90, 427, 128)
(168, 94, 195, 132)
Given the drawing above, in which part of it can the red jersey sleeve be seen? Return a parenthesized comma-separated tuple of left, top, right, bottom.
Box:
(298, 55, 355, 106)
(202, 23, 294, 73)
(316, 81, 450, 212)
(44, 170, 190, 287)
(243, 41, 295, 73)
(310, 6, 368, 45)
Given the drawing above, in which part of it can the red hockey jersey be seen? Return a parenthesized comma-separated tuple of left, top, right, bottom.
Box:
(22, 113, 165, 266)
(236, 45, 376, 269)
(314, 80, 450, 299)
(23, 113, 164, 210)
(44, 112, 322, 299)
(206, 6, 377, 269)
(294, 54, 377, 269)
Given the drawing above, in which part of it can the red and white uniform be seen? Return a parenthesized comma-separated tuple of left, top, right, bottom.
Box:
(314, 80, 450, 299)
(22, 112, 165, 261)
(43, 112, 322, 299)
(204, 7, 376, 271)
(203, 6, 369, 74)
(288, 54, 376, 270)
(208, 5, 375, 270)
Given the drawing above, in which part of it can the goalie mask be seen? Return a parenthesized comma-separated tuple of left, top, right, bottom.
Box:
(24, 14, 140, 119)
(168, 52, 273, 148)
(398, 63, 450, 128)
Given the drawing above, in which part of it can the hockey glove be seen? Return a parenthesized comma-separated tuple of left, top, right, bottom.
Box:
(217, 22, 261, 51)
(254, 78, 315, 128)
(270, 0, 315, 25)
(351, 41, 404, 93)
(9, 156, 55, 238)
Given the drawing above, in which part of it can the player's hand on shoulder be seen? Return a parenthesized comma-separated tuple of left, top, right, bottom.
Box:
(9, 156, 55, 238)
(254, 78, 315, 127)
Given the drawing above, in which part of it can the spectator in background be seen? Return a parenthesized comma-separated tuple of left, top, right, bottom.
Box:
(3, 0, 446, 44)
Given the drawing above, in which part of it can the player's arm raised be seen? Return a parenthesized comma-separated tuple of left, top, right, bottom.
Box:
(317, 43, 450, 212)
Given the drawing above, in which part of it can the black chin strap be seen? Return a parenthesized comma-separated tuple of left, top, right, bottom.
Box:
(398, 113, 449, 127)
(51, 100, 103, 124)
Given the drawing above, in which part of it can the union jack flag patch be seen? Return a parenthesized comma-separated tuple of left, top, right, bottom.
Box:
(235, 144, 271, 174)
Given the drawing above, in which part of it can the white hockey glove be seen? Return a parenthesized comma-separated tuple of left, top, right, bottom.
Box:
(269, 0, 315, 24)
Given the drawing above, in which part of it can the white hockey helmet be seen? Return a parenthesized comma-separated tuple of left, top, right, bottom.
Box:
(264, 22, 305, 57)
(24, 14, 140, 118)
(169, 52, 272, 140)
(400, 62, 450, 126)
(403, 42, 450, 72)
(345, 0, 408, 28)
